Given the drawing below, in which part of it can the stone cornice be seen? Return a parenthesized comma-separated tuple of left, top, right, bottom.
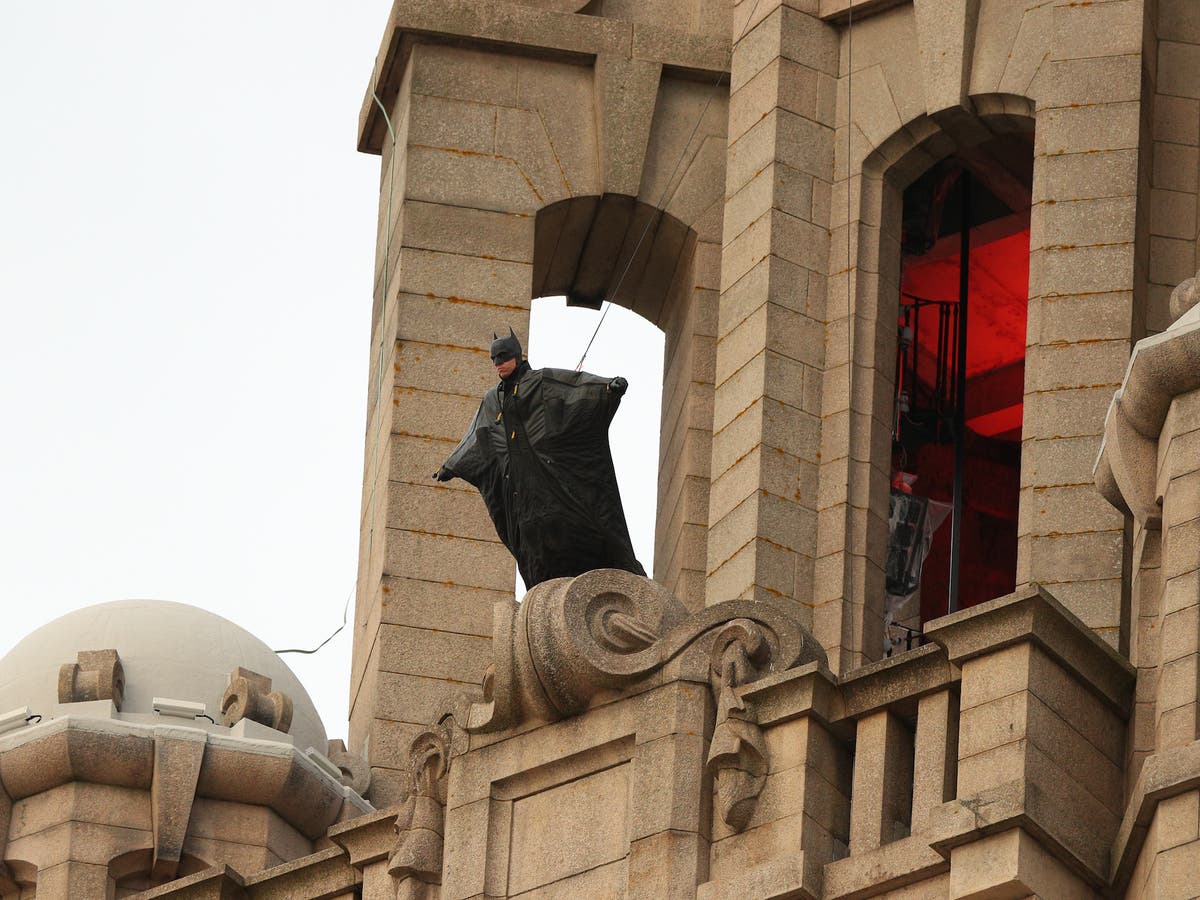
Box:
(357, 0, 730, 154)
(0, 715, 371, 841)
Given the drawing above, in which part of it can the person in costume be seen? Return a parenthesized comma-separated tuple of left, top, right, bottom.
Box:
(434, 328, 646, 589)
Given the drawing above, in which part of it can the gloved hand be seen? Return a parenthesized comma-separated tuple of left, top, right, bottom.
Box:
(609, 376, 628, 396)
(433, 467, 453, 482)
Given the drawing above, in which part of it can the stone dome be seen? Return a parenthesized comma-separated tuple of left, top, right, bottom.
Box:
(0, 599, 327, 753)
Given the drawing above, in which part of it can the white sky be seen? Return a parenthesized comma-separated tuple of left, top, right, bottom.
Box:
(0, 4, 663, 743)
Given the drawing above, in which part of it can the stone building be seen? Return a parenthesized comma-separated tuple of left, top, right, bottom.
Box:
(3, 0, 1200, 896)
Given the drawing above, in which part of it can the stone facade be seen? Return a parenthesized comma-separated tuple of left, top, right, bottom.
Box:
(5, 0, 1200, 897)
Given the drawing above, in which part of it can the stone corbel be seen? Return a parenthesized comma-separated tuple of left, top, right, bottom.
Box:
(389, 723, 452, 899)
(220, 666, 293, 733)
(57, 648, 124, 708)
(150, 728, 207, 881)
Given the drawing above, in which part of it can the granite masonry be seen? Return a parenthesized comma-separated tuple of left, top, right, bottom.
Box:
(3, 0, 1200, 897)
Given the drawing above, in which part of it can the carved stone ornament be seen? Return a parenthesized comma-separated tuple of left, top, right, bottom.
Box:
(1096, 269, 1200, 527)
(706, 620, 772, 830)
(389, 723, 452, 898)
(220, 666, 293, 733)
(465, 569, 826, 828)
(58, 648, 125, 710)
(325, 739, 371, 796)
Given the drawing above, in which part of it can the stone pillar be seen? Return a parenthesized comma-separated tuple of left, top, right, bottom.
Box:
(350, 44, 539, 804)
(848, 709, 914, 853)
(1018, 0, 1150, 644)
(708, 2, 838, 618)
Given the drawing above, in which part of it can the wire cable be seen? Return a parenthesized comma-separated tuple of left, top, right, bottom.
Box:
(575, 0, 768, 370)
(276, 56, 399, 656)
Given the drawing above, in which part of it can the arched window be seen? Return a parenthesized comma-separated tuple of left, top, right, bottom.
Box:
(885, 134, 1033, 650)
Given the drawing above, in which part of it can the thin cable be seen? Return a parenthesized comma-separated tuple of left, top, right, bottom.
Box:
(277, 58, 398, 656)
(575, 0, 767, 370)
(277, 588, 354, 656)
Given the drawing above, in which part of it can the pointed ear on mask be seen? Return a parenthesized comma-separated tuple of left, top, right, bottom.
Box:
(493, 332, 498, 340)
(509, 326, 517, 338)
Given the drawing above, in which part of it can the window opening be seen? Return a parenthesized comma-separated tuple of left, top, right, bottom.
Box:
(885, 136, 1033, 651)
(514, 296, 665, 598)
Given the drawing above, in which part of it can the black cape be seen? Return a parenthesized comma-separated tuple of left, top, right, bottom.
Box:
(440, 362, 646, 588)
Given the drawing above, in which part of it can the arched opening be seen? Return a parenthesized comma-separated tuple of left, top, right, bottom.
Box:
(515, 297, 666, 596)
(883, 132, 1033, 649)
(531, 195, 710, 609)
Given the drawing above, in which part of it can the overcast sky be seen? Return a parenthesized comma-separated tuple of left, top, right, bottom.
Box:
(0, 4, 663, 742)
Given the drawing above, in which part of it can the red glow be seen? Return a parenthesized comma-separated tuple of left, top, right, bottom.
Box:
(900, 215, 1029, 618)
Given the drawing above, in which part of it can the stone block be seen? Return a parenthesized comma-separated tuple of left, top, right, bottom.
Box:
(385, 480, 496, 542)
(1022, 385, 1120, 442)
(440, 796, 489, 900)
(948, 827, 1095, 899)
(1154, 142, 1200, 193)
(1150, 189, 1199, 241)
(383, 527, 513, 590)
(1155, 790, 1200, 851)
(377, 624, 493, 683)
(627, 829, 707, 899)
(410, 44, 520, 106)
(507, 762, 631, 894)
(630, 732, 709, 840)
(397, 247, 533, 308)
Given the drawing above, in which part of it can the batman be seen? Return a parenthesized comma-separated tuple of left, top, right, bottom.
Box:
(435, 329, 646, 589)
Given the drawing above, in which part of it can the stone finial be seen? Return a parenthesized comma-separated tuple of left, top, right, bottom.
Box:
(58, 649, 125, 710)
(220, 667, 293, 733)
(326, 739, 371, 796)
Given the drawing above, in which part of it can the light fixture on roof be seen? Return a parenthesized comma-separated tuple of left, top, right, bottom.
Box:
(152, 697, 206, 720)
(0, 706, 33, 736)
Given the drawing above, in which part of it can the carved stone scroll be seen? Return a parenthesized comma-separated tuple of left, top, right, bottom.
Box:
(220, 666, 293, 733)
(467, 568, 827, 738)
(57, 649, 125, 709)
(389, 723, 451, 898)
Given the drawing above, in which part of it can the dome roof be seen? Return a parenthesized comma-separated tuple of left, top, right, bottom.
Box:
(0, 600, 327, 753)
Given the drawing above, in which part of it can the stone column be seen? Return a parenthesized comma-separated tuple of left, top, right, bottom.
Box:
(708, 1, 838, 619)
(1018, 0, 1150, 645)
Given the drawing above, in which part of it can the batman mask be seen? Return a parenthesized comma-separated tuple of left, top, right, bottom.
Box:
(490, 327, 522, 364)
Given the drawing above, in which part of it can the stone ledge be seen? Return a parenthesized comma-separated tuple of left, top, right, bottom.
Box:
(823, 834, 947, 900)
(697, 853, 813, 900)
(818, 0, 911, 24)
(327, 807, 403, 867)
(838, 643, 956, 722)
(922, 584, 1135, 716)
(127, 865, 246, 899)
(739, 661, 843, 732)
(1109, 739, 1200, 893)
